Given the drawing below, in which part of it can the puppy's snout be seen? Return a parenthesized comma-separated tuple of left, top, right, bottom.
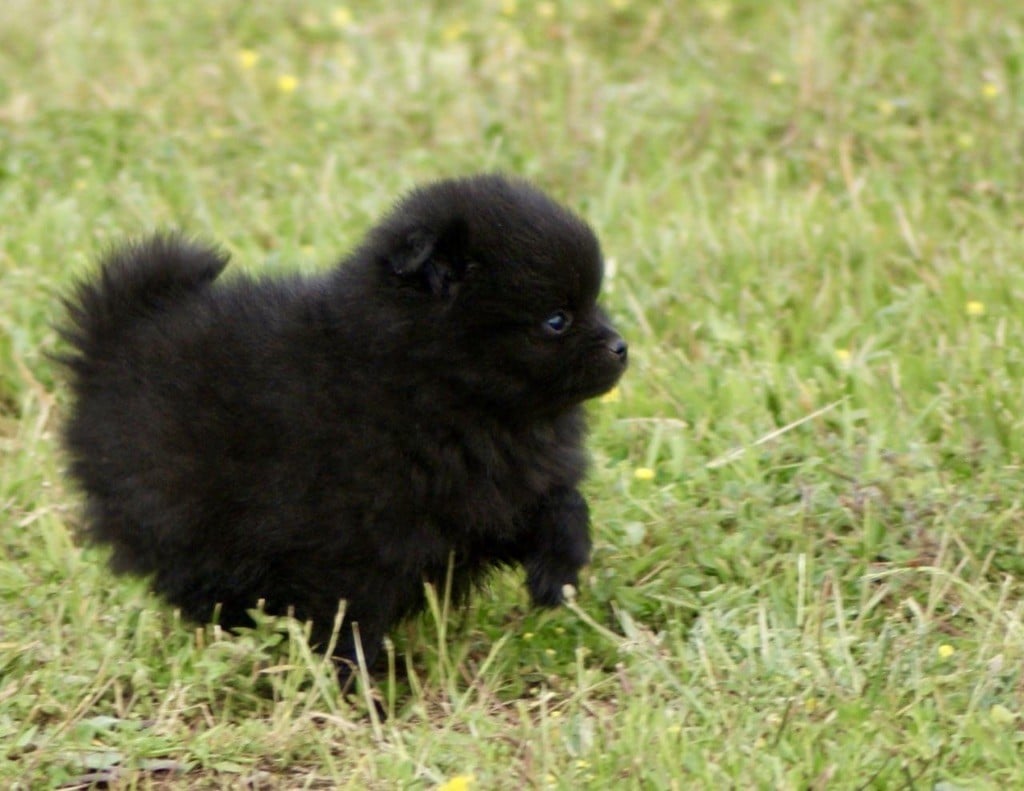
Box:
(606, 334, 628, 363)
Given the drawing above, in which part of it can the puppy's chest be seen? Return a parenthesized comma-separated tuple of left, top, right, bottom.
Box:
(414, 415, 587, 530)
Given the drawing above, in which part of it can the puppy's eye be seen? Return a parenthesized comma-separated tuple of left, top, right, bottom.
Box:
(543, 310, 573, 335)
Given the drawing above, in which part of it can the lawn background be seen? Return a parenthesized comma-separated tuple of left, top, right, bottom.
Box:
(2, 0, 1024, 787)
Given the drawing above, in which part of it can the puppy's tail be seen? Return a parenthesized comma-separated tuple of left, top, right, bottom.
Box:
(58, 233, 228, 374)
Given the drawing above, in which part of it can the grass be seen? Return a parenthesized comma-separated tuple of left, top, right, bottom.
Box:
(2, 0, 1024, 787)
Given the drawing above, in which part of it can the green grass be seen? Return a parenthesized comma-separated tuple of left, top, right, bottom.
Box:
(3, 0, 1024, 787)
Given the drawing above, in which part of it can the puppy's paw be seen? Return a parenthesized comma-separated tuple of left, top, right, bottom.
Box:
(526, 561, 580, 607)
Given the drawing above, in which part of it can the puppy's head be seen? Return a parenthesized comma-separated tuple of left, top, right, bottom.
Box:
(364, 174, 627, 414)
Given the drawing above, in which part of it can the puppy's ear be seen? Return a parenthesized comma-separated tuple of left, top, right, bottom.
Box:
(387, 219, 469, 298)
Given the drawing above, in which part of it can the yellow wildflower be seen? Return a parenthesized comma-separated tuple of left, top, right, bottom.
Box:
(442, 21, 468, 42)
(982, 82, 1000, 99)
(634, 467, 655, 481)
(237, 49, 259, 69)
(331, 7, 353, 28)
(937, 644, 954, 659)
(706, 3, 731, 22)
(966, 300, 985, 316)
(600, 386, 621, 404)
(437, 775, 475, 791)
(277, 74, 299, 94)
(834, 348, 851, 363)
(768, 70, 785, 86)
(538, 2, 556, 18)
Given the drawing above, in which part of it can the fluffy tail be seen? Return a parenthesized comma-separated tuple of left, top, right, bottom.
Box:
(58, 234, 228, 375)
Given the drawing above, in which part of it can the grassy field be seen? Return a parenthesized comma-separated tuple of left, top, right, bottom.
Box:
(3, 0, 1024, 787)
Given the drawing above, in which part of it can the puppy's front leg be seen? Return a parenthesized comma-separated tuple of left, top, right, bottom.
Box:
(521, 488, 592, 607)
(323, 618, 390, 719)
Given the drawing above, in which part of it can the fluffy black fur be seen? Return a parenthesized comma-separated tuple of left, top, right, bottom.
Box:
(59, 174, 627, 681)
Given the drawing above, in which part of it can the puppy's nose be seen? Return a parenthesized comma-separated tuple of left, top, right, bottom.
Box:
(607, 335, 628, 363)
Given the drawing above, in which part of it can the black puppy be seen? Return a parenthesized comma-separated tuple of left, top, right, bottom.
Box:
(59, 174, 627, 682)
